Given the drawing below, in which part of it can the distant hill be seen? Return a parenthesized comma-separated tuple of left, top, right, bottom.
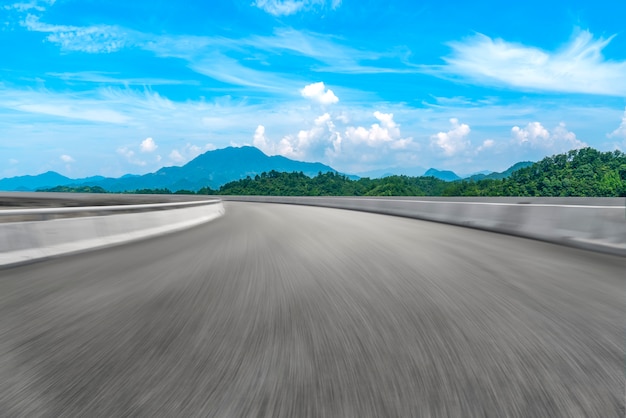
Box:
(0, 172, 105, 192)
(465, 161, 534, 181)
(1, 147, 338, 192)
(83, 146, 337, 192)
(356, 166, 426, 179)
(423, 168, 461, 181)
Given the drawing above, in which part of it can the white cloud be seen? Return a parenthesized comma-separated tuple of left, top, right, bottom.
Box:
(140, 137, 157, 153)
(169, 150, 184, 163)
(168, 143, 214, 164)
(117, 146, 146, 166)
(345, 111, 410, 150)
(253, 112, 343, 160)
(252, 125, 270, 153)
(301, 82, 339, 105)
(116, 147, 134, 159)
(9, 158, 19, 164)
(444, 30, 626, 96)
(60, 154, 74, 163)
(254, 0, 341, 16)
(4, 0, 55, 12)
(511, 122, 586, 152)
(476, 139, 495, 153)
(430, 118, 471, 156)
(12, 102, 129, 124)
(608, 108, 626, 140)
(22, 15, 130, 53)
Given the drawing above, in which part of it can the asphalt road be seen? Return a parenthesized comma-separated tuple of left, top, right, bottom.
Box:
(0, 202, 623, 417)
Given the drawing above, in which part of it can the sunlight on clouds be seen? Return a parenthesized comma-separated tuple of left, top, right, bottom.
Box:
(254, 0, 341, 16)
(444, 30, 626, 96)
(512, 122, 586, 152)
(430, 118, 471, 157)
(301, 82, 339, 105)
(60, 154, 74, 163)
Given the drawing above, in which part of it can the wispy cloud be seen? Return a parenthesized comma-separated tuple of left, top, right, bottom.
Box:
(189, 53, 302, 93)
(4, 0, 55, 12)
(47, 72, 194, 86)
(10, 100, 130, 124)
(442, 30, 626, 96)
(22, 15, 133, 53)
(253, 0, 341, 16)
(20, 12, 406, 79)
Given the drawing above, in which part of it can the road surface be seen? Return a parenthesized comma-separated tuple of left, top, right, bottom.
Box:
(1, 202, 623, 417)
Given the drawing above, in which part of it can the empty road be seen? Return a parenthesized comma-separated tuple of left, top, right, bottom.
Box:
(0, 202, 623, 417)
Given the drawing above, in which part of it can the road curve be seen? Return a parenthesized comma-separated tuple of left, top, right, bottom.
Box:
(0, 202, 623, 417)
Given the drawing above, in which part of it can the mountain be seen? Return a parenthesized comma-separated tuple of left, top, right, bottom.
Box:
(423, 168, 461, 182)
(86, 146, 337, 192)
(465, 161, 534, 181)
(1, 147, 338, 192)
(0, 172, 105, 192)
(356, 166, 427, 179)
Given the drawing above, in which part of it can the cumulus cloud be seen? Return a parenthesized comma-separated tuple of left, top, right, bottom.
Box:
(430, 118, 471, 156)
(301, 82, 339, 105)
(253, 125, 270, 152)
(345, 111, 410, 150)
(140, 137, 157, 153)
(608, 108, 626, 140)
(255, 111, 413, 168)
(60, 154, 74, 163)
(254, 0, 341, 16)
(443, 30, 626, 96)
(271, 112, 342, 159)
(511, 122, 586, 151)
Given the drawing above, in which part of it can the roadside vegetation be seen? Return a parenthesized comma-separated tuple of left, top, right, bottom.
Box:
(40, 148, 626, 197)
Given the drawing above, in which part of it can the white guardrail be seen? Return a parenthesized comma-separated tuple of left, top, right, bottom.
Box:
(222, 196, 626, 257)
(0, 199, 224, 267)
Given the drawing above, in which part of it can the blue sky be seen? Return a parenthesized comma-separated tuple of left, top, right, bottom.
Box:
(1, 0, 625, 178)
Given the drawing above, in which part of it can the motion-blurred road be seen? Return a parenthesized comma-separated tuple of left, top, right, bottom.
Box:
(1, 202, 623, 417)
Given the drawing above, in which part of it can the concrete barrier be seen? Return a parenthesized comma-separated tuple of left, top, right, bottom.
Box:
(0, 199, 224, 267)
(222, 196, 626, 256)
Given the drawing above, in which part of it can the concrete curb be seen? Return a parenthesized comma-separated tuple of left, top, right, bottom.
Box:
(222, 196, 626, 257)
(0, 200, 224, 267)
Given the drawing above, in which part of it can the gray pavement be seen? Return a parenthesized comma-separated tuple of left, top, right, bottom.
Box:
(0, 202, 623, 417)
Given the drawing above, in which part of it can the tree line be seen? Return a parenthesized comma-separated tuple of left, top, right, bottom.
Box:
(41, 148, 626, 197)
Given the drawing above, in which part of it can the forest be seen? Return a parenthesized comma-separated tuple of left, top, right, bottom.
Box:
(42, 148, 626, 197)
(199, 148, 626, 197)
